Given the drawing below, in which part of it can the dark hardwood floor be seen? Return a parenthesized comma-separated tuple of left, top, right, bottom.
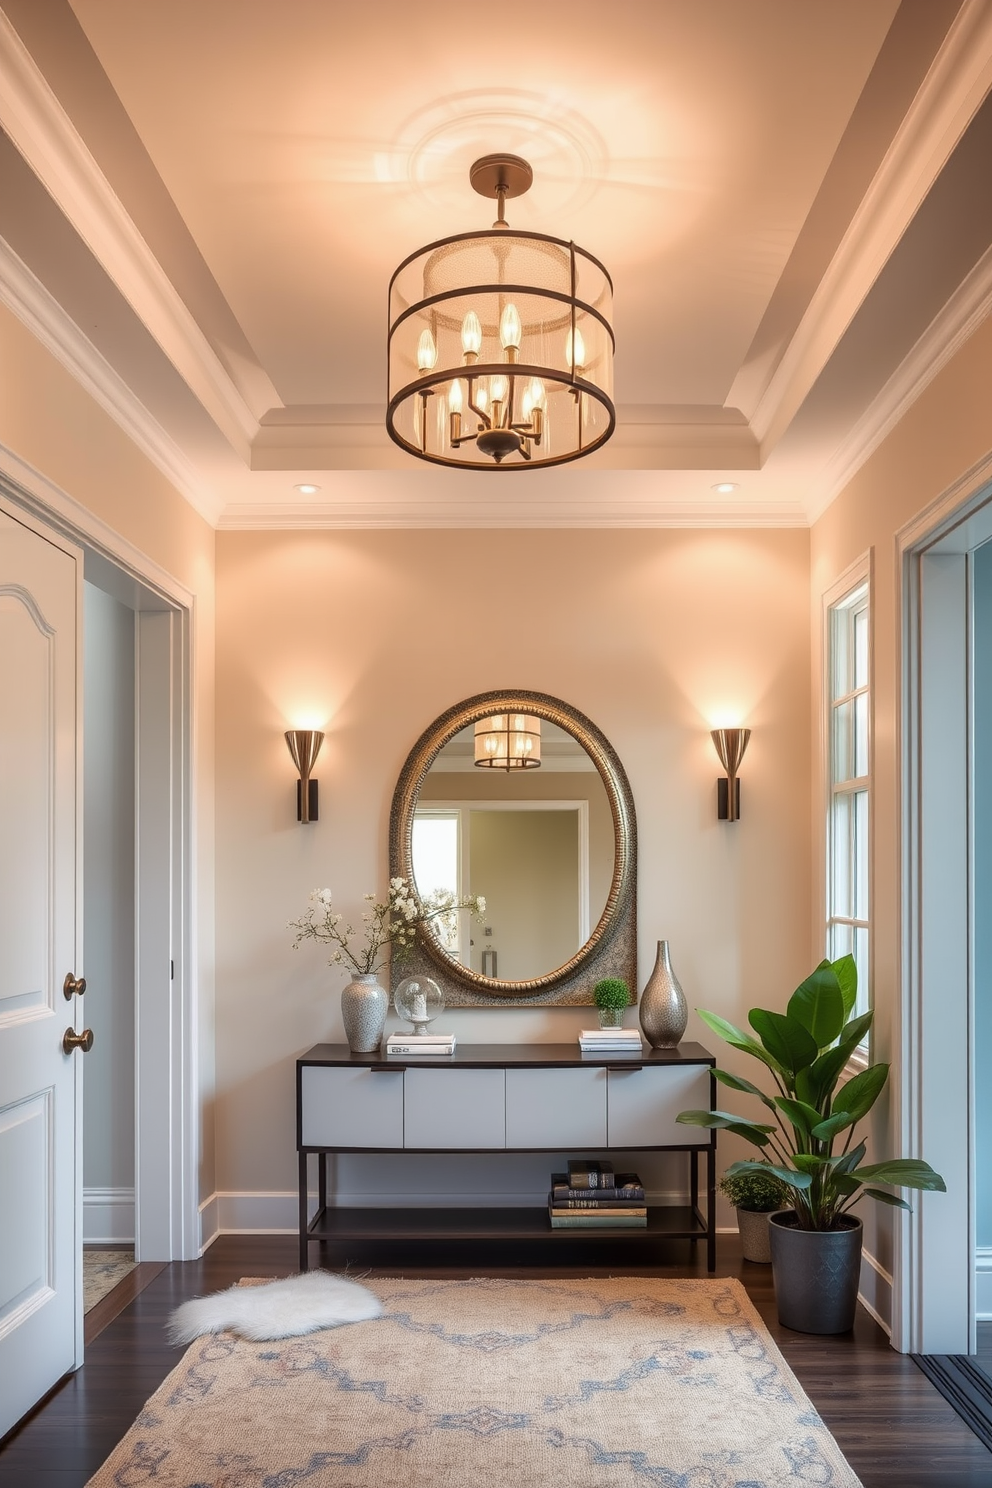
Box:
(1, 1234, 990, 1487)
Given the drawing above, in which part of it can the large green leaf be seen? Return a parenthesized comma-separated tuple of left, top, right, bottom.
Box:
(831, 1174, 862, 1196)
(811, 1111, 854, 1142)
(787, 966, 846, 1048)
(862, 1187, 912, 1211)
(792, 1152, 833, 1173)
(748, 1009, 818, 1076)
(832, 954, 859, 1019)
(711, 1068, 777, 1111)
(833, 1140, 867, 1176)
(675, 1109, 775, 1147)
(857, 1159, 946, 1192)
(802, 1013, 874, 1105)
(726, 1159, 812, 1192)
(695, 1009, 787, 1078)
(774, 1096, 824, 1136)
(833, 1063, 889, 1124)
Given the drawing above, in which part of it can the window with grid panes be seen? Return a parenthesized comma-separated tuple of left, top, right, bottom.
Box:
(827, 582, 870, 1026)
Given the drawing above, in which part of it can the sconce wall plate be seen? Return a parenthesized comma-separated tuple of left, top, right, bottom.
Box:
(285, 729, 324, 823)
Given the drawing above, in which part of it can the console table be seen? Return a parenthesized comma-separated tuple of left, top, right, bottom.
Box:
(296, 1041, 716, 1271)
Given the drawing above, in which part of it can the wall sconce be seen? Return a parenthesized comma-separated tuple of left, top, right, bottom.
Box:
(711, 728, 750, 822)
(285, 730, 324, 823)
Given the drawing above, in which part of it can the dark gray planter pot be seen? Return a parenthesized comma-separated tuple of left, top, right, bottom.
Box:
(768, 1210, 863, 1334)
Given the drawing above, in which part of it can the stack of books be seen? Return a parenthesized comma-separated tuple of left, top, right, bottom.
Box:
(384, 1031, 456, 1056)
(577, 1027, 643, 1053)
(548, 1161, 647, 1228)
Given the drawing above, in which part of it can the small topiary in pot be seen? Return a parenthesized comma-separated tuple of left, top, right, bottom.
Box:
(593, 977, 631, 1029)
(719, 1166, 787, 1264)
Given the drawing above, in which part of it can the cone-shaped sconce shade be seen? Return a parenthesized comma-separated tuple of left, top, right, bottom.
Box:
(710, 728, 751, 823)
(285, 730, 324, 823)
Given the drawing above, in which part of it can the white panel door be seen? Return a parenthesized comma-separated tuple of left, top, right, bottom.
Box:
(0, 504, 82, 1436)
(607, 1065, 711, 1146)
(505, 1067, 607, 1148)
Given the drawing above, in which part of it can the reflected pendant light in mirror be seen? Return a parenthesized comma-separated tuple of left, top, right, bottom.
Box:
(474, 714, 541, 770)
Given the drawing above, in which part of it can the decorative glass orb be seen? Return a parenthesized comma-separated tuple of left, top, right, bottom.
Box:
(394, 975, 444, 1035)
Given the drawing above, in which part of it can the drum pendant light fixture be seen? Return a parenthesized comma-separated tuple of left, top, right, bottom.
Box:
(387, 154, 615, 469)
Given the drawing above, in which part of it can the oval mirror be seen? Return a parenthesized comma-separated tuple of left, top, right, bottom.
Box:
(389, 691, 636, 1005)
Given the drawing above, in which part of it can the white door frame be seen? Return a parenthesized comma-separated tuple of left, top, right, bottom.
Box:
(0, 451, 199, 1262)
(895, 453, 992, 1354)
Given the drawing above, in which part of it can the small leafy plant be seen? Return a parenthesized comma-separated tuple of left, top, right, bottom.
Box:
(676, 955, 945, 1231)
(593, 978, 631, 1010)
(719, 1166, 786, 1213)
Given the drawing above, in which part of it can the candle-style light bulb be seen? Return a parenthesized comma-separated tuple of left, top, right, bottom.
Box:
(529, 376, 546, 409)
(476, 383, 488, 412)
(491, 374, 508, 403)
(522, 386, 534, 420)
(448, 378, 464, 444)
(417, 328, 437, 372)
(461, 311, 482, 361)
(499, 303, 522, 358)
(565, 326, 586, 372)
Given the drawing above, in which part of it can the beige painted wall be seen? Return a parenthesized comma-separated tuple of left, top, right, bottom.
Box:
(811, 314, 992, 1293)
(0, 298, 217, 1202)
(214, 526, 812, 1205)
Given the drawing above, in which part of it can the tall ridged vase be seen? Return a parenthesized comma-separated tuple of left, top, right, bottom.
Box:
(639, 940, 688, 1048)
(340, 973, 388, 1053)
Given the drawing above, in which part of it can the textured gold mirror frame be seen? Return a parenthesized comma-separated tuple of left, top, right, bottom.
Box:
(389, 690, 637, 1006)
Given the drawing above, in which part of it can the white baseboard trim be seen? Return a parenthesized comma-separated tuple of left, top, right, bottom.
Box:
(198, 1192, 220, 1256)
(858, 1246, 893, 1335)
(83, 1186, 135, 1245)
(975, 1246, 992, 1320)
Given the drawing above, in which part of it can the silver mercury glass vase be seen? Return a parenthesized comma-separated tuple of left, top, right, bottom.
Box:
(639, 940, 688, 1048)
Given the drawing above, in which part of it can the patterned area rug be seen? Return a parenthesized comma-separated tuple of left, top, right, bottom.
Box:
(83, 1250, 136, 1313)
(86, 1276, 862, 1487)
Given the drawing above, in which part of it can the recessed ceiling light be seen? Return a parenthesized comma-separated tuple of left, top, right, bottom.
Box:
(294, 483, 321, 495)
(711, 481, 740, 494)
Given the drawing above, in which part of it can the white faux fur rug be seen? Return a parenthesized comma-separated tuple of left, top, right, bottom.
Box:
(167, 1270, 382, 1344)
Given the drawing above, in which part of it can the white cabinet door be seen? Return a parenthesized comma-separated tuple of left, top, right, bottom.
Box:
(0, 506, 81, 1437)
(301, 1067, 404, 1147)
(404, 1068, 505, 1149)
(505, 1067, 607, 1148)
(607, 1065, 711, 1146)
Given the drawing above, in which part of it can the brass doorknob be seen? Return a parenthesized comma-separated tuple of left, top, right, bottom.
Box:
(63, 972, 87, 1000)
(63, 1027, 94, 1054)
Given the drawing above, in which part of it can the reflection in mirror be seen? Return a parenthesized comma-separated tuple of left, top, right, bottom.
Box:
(412, 723, 613, 982)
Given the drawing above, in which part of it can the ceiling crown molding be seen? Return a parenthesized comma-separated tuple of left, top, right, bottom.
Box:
(738, 0, 992, 457)
(0, 7, 263, 459)
(805, 235, 992, 524)
(0, 232, 221, 524)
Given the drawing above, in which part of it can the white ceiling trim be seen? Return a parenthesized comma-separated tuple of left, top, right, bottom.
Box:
(0, 233, 221, 523)
(805, 237, 992, 524)
(740, 0, 992, 456)
(216, 499, 808, 531)
(0, 8, 263, 459)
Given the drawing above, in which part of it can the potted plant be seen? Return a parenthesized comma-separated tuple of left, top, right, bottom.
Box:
(718, 1165, 786, 1264)
(677, 955, 945, 1333)
(593, 977, 631, 1028)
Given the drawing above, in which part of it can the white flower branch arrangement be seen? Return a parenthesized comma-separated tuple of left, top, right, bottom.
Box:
(290, 876, 486, 977)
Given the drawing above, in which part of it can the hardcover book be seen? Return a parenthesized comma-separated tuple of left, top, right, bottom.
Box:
(548, 1207, 647, 1229)
(550, 1172, 645, 1204)
(566, 1159, 614, 1190)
